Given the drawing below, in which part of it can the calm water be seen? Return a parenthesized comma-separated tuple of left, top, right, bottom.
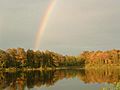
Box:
(1, 68, 120, 90)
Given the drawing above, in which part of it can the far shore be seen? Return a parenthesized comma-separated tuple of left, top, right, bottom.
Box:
(0, 65, 120, 72)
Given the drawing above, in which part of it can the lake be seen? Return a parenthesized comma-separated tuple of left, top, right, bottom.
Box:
(1, 67, 120, 90)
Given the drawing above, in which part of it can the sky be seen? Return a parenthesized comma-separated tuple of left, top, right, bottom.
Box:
(0, 0, 120, 55)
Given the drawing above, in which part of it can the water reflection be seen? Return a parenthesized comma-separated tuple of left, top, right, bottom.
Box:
(0, 68, 120, 90)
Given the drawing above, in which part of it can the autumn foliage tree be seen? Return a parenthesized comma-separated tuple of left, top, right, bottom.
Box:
(0, 48, 119, 69)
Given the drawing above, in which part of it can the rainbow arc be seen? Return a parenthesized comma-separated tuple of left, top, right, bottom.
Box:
(34, 0, 57, 50)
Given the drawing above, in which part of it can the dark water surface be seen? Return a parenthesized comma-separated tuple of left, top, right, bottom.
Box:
(1, 68, 120, 90)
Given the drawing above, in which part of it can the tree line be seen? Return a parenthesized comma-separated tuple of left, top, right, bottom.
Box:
(0, 48, 120, 69)
(0, 48, 84, 68)
(80, 49, 120, 66)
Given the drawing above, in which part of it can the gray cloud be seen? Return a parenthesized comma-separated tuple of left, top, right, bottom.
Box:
(0, 0, 120, 55)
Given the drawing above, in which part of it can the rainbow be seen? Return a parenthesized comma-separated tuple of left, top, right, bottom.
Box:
(34, 0, 57, 50)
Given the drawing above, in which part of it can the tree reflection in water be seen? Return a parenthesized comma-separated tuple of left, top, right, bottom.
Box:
(0, 68, 120, 90)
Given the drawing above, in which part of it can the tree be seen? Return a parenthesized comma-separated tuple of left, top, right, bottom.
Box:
(0, 49, 9, 68)
(26, 49, 34, 68)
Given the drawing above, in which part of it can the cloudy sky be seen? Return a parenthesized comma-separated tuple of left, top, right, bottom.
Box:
(0, 0, 120, 55)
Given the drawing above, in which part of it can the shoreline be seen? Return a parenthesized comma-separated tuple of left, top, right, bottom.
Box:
(1, 65, 120, 72)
